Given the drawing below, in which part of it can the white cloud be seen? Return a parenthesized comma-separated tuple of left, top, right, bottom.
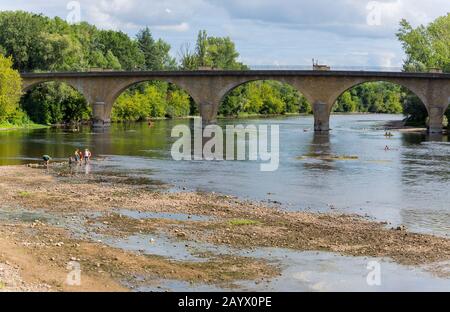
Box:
(154, 22, 190, 32)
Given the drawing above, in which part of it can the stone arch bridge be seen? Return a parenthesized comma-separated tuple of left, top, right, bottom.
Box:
(21, 70, 450, 133)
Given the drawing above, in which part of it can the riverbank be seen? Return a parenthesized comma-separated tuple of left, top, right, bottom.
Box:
(0, 122, 48, 132)
(0, 164, 449, 291)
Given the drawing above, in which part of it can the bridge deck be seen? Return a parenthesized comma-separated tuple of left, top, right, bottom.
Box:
(21, 70, 450, 79)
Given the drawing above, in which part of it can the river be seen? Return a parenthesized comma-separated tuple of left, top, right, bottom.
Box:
(1, 113, 450, 291)
(1, 114, 449, 236)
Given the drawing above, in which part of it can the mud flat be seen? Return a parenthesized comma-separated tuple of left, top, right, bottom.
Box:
(0, 164, 450, 291)
(382, 120, 430, 133)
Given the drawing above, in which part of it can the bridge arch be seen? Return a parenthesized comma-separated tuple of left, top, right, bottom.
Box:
(329, 79, 435, 131)
(218, 78, 313, 117)
(106, 78, 198, 123)
(22, 78, 87, 98)
(21, 80, 90, 125)
(218, 77, 315, 106)
(329, 78, 428, 113)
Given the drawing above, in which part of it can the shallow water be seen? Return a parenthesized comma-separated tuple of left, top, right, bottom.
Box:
(116, 209, 212, 222)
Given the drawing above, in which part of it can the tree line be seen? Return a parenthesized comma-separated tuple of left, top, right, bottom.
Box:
(0, 11, 449, 127)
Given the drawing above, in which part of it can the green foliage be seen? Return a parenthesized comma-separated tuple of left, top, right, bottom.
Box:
(0, 11, 176, 125)
(396, 14, 450, 125)
(21, 82, 90, 125)
(137, 27, 177, 70)
(112, 82, 191, 122)
(402, 93, 429, 126)
(334, 91, 358, 113)
(397, 14, 450, 72)
(167, 90, 191, 117)
(181, 30, 248, 70)
(0, 54, 24, 124)
(220, 80, 311, 116)
(228, 219, 261, 226)
(335, 82, 403, 114)
(96, 29, 145, 70)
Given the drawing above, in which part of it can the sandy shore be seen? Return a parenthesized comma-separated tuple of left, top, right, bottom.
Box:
(1, 165, 449, 291)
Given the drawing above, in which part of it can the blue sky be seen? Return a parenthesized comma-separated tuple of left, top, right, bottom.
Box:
(1, 0, 449, 67)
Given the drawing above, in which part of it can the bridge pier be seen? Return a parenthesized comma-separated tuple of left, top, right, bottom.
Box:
(198, 102, 219, 126)
(313, 102, 331, 132)
(92, 101, 111, 128)
(428, 106, 445, 133)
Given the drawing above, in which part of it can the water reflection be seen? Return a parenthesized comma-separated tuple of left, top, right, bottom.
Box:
(398, 131, 450, 235)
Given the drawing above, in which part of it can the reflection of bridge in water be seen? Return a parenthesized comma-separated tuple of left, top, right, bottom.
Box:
(21, 70, 450, 133)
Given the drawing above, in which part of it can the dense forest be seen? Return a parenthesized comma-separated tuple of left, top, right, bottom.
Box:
(0, 11, 449, 127)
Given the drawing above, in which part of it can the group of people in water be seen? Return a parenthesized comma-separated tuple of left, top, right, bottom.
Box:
(70, 149, 92, 165)
(384, 129, 394, 151)
(41, 148, 92, 167)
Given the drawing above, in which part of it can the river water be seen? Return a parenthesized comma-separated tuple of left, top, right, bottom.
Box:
(1, 114, 448, 237)
(1, 113, 450, 291)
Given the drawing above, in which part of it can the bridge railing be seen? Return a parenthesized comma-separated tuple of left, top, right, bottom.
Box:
(249, 65, 404, 72)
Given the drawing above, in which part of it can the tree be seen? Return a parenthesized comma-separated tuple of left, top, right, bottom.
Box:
(182, 30, 248, 70)
(402, 93, 429, 126)
(179, 43, 198, 70)
(397, 14, 450, 72)
(96, 30, 145, 70)
(21, 82, 90, 125)
(0, 11, 48, 72)
(334, 91, 357, 113)
(206, 37, 247, 70)
(137, 27, 176, 70)
(397, 14, 449, 125)
(0, 54, 23, 123)
(195, 30, 209, 68)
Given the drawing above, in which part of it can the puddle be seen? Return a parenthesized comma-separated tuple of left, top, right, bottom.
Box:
(119, 241, 450, 292)
(236, 248, 450, 292)
(130, 279, 228, 292)
(115, 209, 212, 222)
(95, 232, 208, 262)
(0, 209, 53, 223)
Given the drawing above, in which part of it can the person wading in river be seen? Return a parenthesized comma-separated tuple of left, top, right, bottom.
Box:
(84, 149, 92, 164)
(42, 155, 52, 167)
(74, 149, 81, 165)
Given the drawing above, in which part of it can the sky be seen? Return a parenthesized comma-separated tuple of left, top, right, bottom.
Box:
(0, 0, 449, 68)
